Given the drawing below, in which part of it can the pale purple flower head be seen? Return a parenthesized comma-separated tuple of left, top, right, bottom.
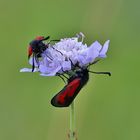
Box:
(20, 33, 110, 76)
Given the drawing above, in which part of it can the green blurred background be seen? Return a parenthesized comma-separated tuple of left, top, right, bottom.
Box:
(0, 0, 140, 140)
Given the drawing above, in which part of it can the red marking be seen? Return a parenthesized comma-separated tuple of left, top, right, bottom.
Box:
(35, 36, 44, 40)
(67, 79, 81, 97)
(57, 78, 81, 105)
(57, 93, 66, 104)
(28, 46, 32, 58)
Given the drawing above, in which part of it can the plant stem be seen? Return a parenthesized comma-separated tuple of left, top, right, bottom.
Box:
(70, 101, 76, 140)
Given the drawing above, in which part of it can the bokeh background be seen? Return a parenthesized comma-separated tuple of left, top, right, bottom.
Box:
(0, 0, 140, 140)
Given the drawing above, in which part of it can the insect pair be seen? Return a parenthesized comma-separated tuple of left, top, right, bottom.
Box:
(28, 36, 111, 107)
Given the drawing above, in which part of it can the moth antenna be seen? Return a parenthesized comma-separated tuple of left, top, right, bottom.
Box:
(88, 71, 111, 76)
(69, 58, 75, 67)
(87, 59, 100, 68)
(42, 36, 50, 41)
(48, 39, 60, 44)
(50, 39, 60, 42)
(45, 54, 53, 61)
(51, 46, 63, 55)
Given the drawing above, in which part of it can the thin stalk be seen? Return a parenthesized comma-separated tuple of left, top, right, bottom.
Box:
(70, 101, 76, 140)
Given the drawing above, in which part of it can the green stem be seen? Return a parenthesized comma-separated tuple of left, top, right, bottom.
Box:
(70, 101, 76, 140)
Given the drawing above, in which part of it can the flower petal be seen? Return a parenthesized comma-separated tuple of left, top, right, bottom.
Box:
(20, 68, 38, 72)
(89, 41, 102, 52)
(39, 60, 62, 75)
(29, 57, 38, 66)
(62, 61, 71, 71)
(99, 40, 110, 58)
(77, 41, 101, 66)
(40, 73, 56, 76)
(39, 64, 48, 73)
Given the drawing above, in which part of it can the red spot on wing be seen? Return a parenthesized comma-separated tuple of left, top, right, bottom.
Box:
(57, 78, 81, 105)
(35, 36, 44, 40)
(28, 46, 32, 58)
(57, 92, 66, 104)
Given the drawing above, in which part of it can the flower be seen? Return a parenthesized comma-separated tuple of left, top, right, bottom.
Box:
(20, 33, 110, 76)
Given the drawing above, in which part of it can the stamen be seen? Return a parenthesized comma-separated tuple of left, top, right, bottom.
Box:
(76, 32, 85, 42)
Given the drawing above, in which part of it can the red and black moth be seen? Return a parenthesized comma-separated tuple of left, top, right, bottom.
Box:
(51, 68, 111, 107)
(28, 36, 50, 72)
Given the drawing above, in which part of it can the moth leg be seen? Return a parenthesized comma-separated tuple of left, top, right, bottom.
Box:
(87, 59, 100, 68)
(58, 75, 66, 84)
(32, 54, 35, 72)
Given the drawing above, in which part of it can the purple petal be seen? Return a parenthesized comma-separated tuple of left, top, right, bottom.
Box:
(39, 63, 61, 76)
(77, 55, 86, 66)
(87, 44, 100, 59)
(78, 43, 101, 66)
(89, 41, 102, 52)
(62, 61, 71, 71)
(99, 40, 110, 58)
(29, 57, 38, 66)
(40, 73, 56, 76)
(20, 68, 38, 72)
(39, 65, 48, 73)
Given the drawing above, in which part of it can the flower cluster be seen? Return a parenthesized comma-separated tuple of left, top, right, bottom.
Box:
(20, 33, 110, 76)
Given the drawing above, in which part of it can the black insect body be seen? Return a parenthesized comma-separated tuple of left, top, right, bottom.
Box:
(28, 36, 50, 72)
